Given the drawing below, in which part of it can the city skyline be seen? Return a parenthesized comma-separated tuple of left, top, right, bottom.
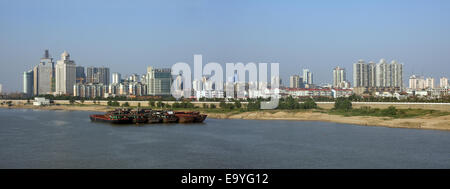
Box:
(15, 49, 450, 97)
(1, 0, 450, 92)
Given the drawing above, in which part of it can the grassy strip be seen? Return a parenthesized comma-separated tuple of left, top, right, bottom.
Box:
(328, 106, 450, 118)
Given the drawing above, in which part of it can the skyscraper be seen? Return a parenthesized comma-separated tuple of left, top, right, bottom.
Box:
(289, 75, 301, 88)
(440, 77, 449, 88)
(333, 66, 347, 88)
(353, 60, 367, 87)
(192, 79, 203, 91)
(55, 51, 76, 95)
(128, 74, 139, 82)
(375, 59, 389, 87)
(0, 83, 2, 94)
(146, 66, 172, 96)
(86, 67, 110, 85)
(302, 69, 313, 85)
(354, 59, 403, 89)
(76, 66, 86, 84)
(367, 61, 377, 87)
(425, 77, 435, 89)
(409, 75, 425, 90)
(390, 60, 403, 89)
(23, 70, 34, 97)
(112, 72, 121, 84)
(34, 49, 55, 95)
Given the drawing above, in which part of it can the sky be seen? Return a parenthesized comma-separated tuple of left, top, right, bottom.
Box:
(1, 0, 450, 92)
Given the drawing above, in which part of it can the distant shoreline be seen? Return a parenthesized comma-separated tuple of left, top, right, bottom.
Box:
(1, 104, 449, 131)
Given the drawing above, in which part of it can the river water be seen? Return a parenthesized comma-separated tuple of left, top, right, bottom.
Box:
(0, 108, 449, 168)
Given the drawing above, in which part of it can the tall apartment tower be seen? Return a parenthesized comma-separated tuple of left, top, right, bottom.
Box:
(367, 61, 377, 87)
(409, 75, 425, 90)
(23, 70, 34, 97)
(86, 67, 110, 85)
(333, 66, 346, 88)
(353, 60, 368, 87)
(425, 77, 435, 89)
(376, 59, 390, 87)
(76, 66, 86, 84)
(302, 69, 313, 85)
(55, 51, 76, 95)
(289, 75, 302, 88)
(375, 59, 403, 88)
(440, 77, 449, 88)
(390, 60, 403, 89)
(34, 49, 55, 95)
(354, 59, 403, 89)
(112, 72, 121, 84)
(146, 66, 172, 96)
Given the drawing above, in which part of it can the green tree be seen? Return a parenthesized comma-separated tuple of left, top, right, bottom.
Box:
(157, 101, 163, 108)
(382, 106, 397, 116)
(300, 98, 317, 109)
(334, 98, 352, 111)
(219, 101, 226, 109)
(148, 100, 155, 107)
(234, 101, 242, 109)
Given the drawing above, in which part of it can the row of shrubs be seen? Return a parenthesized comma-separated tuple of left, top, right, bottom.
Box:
(332, 97, 408, 117)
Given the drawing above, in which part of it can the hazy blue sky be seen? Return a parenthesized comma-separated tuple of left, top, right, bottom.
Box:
(1, 0, 450, 92)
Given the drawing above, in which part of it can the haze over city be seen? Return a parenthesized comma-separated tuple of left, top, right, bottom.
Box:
(1, 0, 450, 92)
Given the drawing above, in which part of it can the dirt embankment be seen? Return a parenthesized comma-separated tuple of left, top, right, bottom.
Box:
(206, 111, 450, 131)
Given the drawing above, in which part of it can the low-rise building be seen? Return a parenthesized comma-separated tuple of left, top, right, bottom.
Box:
(33, 97, 50, 106)
(195, 90, 224, 99)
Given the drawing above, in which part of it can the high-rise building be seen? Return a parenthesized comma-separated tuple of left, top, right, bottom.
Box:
(112, 72, 121, 84)
(289, 75, 302, 88)
(353, 60, 368, 87)
(302, 69, 313, 85)
(409, 75, 425, 90)
(390, 60, 403, 89)
(192, 79, 203, 91)
(354, 59, 403, 89)
(128, 82, 147, 96)
(128, 74, 139, 83)
(0, 83, 2, 94)
(76, 66, 85, 84)
(375, 59, 390, 87)
(333, 66, 347, 88)
(55, 51, 76, 95)
(146, 66, 172, 96)
(34, 49, 55, 95)
(425, 77, 435, 89)
(440, 77, 449, 88)
(74, 83, 108, 98)
(140, 74, 147, 85)
(367, 61, 377, 87)
(86, 67, 110, 85)
(23, 70, 34, 97)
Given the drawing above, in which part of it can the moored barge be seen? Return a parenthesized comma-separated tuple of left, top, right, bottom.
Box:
(90, 108, 207, 125)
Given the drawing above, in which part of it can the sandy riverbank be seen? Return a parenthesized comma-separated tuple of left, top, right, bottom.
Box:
(1, 104, 450, 131)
